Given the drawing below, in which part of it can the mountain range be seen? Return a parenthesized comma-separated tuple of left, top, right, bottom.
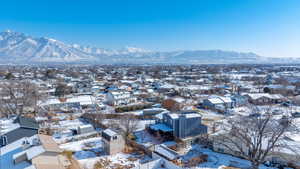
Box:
(0, 30, 299, 64)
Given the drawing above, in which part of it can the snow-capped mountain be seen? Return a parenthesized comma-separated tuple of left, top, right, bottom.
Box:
(0, 30, 97, 62)
(0, 30, 297, 64)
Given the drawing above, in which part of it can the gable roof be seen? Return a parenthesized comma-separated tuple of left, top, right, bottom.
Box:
(14, 116, 39, 129)
(102, 128, 118, 137)
(38, 134, 62, 153)
(0, 128, 38, 147)
(244, 93, 284, 100)
(154, 144, 179, 160)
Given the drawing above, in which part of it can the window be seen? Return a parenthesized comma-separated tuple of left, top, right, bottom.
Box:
(1, 135, 8, 146)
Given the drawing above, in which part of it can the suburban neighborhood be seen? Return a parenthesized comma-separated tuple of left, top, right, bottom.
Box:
(1, 64, 300, 169)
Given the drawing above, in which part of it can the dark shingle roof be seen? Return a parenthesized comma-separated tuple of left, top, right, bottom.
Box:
(13, 116, 39, 129)
(0, 128, 38, 147)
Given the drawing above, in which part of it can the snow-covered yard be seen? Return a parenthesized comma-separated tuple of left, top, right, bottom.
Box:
(134, 130, 161, 147)
(59, 137, 104, 160)
(183, 145, 274, 169)
(79, 153, 140, 169)
(59, 136, 142, 168)
(60, 137, 102, 151)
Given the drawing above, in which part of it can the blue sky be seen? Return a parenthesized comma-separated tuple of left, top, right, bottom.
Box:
(0, 0, 299, 57)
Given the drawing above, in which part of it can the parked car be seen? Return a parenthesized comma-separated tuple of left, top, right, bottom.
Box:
(249, 113, 261, 117)
(281, 102, 292, 107)
(272, 109, 282, 115)
(292, 112, 300, 118)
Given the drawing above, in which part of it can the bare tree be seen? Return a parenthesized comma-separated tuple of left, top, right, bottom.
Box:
(213, 108, 296, 169)
(119, 115, 139, 140)
(0, 80, 44, 117)
(54, 82, 72, 97)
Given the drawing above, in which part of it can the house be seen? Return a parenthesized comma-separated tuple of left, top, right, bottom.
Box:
(77, 124, 95, 134)
(263, 84, 295, 95)
(51, 119, 97, 139)
(143, 108, 166, 116)
(102, 129, 125, 155)
(106, 90, 137, 106)
(293, 95, 300, 106)
(0, 134, 71, 169)
(162, 97, 185, 111)
(40, 95, 97, 111)
(13, 134, 70, 169)
(243, 93, 285, 105)
(203, 96, 234, 112)
(150, 111, 207, 145)
(0, 116, 39, 147)
(153, 144, 179, 161)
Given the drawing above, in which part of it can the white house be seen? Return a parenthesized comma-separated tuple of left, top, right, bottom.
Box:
(203, 96, 234, 112)
(106, 91, 137, 106)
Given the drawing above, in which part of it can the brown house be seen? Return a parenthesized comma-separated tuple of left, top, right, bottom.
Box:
(162, 97, 185, 111)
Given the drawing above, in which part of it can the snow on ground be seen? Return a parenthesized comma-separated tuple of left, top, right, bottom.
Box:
(0, 118, 20, 134)
(231, 106, 252, 116)
(184, 145, 274, 169)
(51, 119, 86, 130)
(136, 120, 155, 131)
(200, 105, 300, 119)
(134, 130, 161, 147)
(79, 153, 139, 169)
(124, 110, 144, 116)
(59, 137, 102, 152)
(103, 119, 155, 131)
(59, 137, 104, 160)
(198, 109, 225, 120)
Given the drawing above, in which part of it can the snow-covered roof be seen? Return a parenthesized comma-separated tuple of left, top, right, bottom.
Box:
(219, 97, 233, 103)
(154, 144, 179, 160)
(172, 97, 185, 103)
(0, 119, 20, 135)
(41, 95, 96, 106)
(168, 113, 179, 119)
(207, 98, 224, 104)
(24, 145, 45, 160)
(244, 93, 284, 100)
(78, 124, 94, 129)
(103, 129, 118, 137)
(184, 113, 201, 118)
(110, 91, 130, 95)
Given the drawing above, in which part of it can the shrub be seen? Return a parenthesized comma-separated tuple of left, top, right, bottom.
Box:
(61, 150, 73, 160)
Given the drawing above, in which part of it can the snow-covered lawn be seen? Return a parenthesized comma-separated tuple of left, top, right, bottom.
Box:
(198, 109, 225, 120)
(134, 130, 161, 147)
(79, 153, 139, 169)
(136, 120, 156, 131)
(59, 137, 104, 160)
(59, 137, 102, 152)
(184, 145, 274, 169)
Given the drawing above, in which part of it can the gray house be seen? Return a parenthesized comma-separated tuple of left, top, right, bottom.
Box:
(151, 111, 207, 145)
(203, 96, 234, 111)
(0, 116, 39, 147)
